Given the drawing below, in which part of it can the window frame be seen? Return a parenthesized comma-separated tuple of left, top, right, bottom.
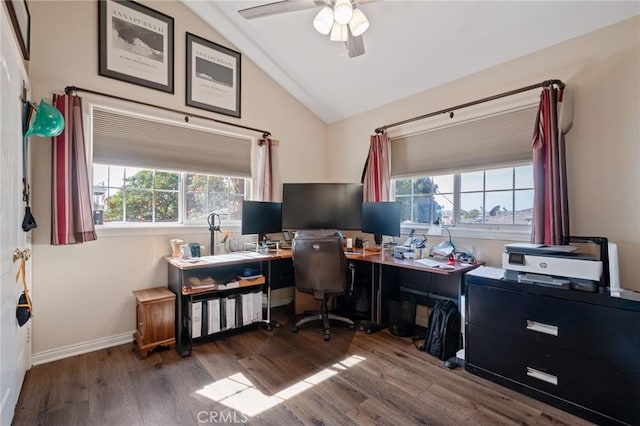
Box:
(93, 164, 251, 227)
(392, 162, 533, 241)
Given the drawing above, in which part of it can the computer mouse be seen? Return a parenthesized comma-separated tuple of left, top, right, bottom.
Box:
(444, 358, 458, 369)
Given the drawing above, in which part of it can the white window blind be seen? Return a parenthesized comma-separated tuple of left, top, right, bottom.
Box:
(92, 108, 252, 177)
(390, 105, 538, 177)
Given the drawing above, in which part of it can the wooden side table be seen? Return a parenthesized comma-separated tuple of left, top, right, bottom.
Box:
(133, 287, 176, 359)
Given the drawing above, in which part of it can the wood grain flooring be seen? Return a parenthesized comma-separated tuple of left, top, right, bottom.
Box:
(13, 306, 593, 426)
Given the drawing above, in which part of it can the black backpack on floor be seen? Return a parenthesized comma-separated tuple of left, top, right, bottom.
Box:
(419, 300, 460, 360)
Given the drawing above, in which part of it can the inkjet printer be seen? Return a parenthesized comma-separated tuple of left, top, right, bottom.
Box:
(502, 239, 608, 292)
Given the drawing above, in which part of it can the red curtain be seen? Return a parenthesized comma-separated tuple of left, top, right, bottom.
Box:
(531, 86, 570, 245)
(361, 132, 390, 202)
(257, 137, 273, 201)
(51, 94, 97, 245)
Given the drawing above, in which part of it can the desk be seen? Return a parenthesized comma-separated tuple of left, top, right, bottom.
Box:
(167, 249, 480, 355)
(167, 250, 292, 356)
(352, 251, 481, 329)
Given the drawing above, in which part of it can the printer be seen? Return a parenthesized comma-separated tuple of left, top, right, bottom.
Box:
(502, 242, 604, 292)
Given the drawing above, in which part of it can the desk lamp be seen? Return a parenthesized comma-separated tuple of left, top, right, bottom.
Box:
(427, 217, 455, 257)
(207, 213, 221, 255)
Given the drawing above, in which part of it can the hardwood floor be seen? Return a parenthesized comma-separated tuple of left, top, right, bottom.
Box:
(13, 306, 592, 426)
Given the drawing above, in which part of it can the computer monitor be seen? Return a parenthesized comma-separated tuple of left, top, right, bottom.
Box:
(361, 202, 401, 241)
(282, 183, 363, 230)
(241, 200, 282, 243)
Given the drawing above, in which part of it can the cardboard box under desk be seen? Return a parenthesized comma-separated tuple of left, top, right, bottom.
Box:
(294, 289, 336, 315)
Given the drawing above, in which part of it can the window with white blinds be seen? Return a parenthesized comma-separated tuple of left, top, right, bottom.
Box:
(91, 108, 252, 226)
(92, 108, 252, 177)
(390, 105, 538, 231)
(390, 105, 538, 178)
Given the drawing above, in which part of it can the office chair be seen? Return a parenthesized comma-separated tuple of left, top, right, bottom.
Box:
(291, 230, 355, 341)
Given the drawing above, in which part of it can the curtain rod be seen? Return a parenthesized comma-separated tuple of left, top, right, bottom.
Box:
(64, 85, 272, 138)
(374, 79, 565, 134)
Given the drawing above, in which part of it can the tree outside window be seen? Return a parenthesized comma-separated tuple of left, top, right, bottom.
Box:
(93, 164, 248, 225)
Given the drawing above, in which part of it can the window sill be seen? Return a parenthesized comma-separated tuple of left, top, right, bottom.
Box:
(401, 225, 531, 242)
(95, 223, 241, 238)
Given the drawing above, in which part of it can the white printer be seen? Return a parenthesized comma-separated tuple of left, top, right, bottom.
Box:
(502, 242, 603, 292)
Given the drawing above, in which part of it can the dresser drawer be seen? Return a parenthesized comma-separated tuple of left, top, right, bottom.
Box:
(467, 283, 640, 369)
(468, 325, 640, 425)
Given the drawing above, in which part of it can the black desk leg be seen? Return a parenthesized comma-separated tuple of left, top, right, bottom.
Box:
(261, 259, 280, 330)
(359, 261, 386, 334)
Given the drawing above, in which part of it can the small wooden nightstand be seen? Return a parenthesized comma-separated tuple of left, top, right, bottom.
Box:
(133, 287, 176, 359)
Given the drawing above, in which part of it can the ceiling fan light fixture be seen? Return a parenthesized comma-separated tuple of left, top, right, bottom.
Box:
(333, 0, 353, 25)
(348, 8, 369, 36)
(330, 22, 348, 42)
(313, 6, 334, 35)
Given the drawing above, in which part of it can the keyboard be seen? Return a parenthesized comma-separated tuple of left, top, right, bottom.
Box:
(414, 258, 441, 267)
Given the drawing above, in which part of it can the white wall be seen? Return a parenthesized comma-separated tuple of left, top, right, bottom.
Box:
(28, 1, 327, 357)
(328, 17, 640, 291)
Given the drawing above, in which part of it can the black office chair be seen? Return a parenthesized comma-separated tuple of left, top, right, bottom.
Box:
(291, 230, 355, 341)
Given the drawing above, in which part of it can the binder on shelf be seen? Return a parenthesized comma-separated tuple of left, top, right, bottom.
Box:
(207, 298, 221, 334)
(236, 296, 243, 327)
(225, 297, 236, 330)
(252, 291, 263, 322)
(242, 293, 253, 326)
(191, 300, 203, 339)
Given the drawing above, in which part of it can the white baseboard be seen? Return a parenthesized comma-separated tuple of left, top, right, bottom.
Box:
(35, 288, 297, 366)
(31, 331, 134, 366)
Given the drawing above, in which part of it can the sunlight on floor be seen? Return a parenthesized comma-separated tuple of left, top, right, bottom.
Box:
(196, 355, 366, 417)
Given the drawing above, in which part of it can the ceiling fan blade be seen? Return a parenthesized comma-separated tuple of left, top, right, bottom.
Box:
(238, 0, 327, 20)
(346, 32, 365, 58)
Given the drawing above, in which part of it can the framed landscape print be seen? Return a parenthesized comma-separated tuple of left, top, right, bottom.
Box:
(99, 0, 174, 93)
(5, 0, 30, 60)
(186, 32, 241, 118)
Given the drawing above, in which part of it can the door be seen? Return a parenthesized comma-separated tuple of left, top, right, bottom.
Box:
(1, 5, 32, 424)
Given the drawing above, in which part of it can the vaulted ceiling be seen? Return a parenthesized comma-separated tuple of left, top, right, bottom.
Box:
(184, 1, 640, 123)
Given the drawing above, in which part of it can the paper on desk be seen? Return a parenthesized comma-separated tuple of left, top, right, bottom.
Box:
(414, 258, 442, 267)
(197, 252, 269, 264)
(466, 266, 505, 280)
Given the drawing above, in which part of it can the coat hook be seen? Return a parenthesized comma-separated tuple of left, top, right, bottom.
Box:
(21, 81, 27, 104)
(13, 248, 31, 263)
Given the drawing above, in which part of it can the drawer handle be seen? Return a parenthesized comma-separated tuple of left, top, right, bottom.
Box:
(526, 367, 558, 386)
(526, 320, 558, 336)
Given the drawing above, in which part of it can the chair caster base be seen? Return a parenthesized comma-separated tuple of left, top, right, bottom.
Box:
(348, 324, 355, 330)
(323, 334, 330, 341)
(292, 326, 299, 333)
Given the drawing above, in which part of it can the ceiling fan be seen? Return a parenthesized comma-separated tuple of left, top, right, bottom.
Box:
(238, 0, 375, 58)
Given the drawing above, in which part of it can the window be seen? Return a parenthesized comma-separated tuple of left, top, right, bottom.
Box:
(395, 174, 454, 225)
(93, 164, 249, 225)
(90, 106, 254, 227)
(393, 164, 533, 228)
(184, 173, 246, 222)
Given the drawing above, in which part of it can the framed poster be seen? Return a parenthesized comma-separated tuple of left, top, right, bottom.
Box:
(5, 0, 30, 60)
(186, 32, 241, 118)
(98, 0, 174, 93)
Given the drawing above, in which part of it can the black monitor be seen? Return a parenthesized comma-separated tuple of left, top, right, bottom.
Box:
(241, 200, 282, 243)
(282, 183, 363, 230)
(362, 202, 401, 240)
